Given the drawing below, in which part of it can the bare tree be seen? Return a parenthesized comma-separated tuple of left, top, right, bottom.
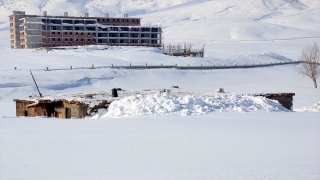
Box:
(296, 42, 320, 88)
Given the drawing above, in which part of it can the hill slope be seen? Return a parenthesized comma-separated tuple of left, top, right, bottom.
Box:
(0, 0, 319, 42)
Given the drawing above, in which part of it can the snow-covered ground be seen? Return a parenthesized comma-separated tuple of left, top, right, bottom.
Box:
(1, 113, 319, 180)
(0, 0, 320, 179)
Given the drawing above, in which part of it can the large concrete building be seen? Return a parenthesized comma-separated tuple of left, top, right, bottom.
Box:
(9, 11, 162, 49)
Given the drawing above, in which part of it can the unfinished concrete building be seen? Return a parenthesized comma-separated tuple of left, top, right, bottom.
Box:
(9, 11, 162, 49)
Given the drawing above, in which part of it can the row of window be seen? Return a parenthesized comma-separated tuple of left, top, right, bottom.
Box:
(97, 19, 139, 23)
(42, 26, 160, 32)
(44, 26, 96, 31)
(49, 32, 160, 36)
(43, 19, 96, 24)
(41, 19, 139, 24)
(51, 32, 92, 36)
(51, 38, 93, 42)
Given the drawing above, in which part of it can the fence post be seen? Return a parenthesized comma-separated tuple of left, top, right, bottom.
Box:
(129, 63, 131, 67)
(161, 63, 162, 66)
(14, 67, 17, 70)
(234, 63, 236, 66)
(223, 64, 226, 67)
(145, 63, 147, 67)
(45, 67, 49, 71)
(244, 63, 246, 66)
(70, 66, 73, 70)
(111, 64, 113, 68)
(213, 64, 215, 67)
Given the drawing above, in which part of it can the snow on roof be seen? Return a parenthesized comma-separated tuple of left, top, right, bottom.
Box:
(13, 88, 293, 118)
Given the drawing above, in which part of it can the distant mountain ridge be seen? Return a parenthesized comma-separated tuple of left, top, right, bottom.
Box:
(1, 0, 319, 42)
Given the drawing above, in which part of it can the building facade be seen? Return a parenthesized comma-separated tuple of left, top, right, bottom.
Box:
(9, 11, 162, 49)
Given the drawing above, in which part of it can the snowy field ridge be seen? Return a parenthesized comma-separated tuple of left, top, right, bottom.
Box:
(92, 92, 289, 118)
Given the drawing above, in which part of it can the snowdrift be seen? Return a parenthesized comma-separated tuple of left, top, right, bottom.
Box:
(92, 92, 289, 118)
(294, 102, 320, 112)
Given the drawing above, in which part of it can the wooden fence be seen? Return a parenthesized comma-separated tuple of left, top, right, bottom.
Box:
(12, 61, 317, 71)
(110, 61, 304, 69)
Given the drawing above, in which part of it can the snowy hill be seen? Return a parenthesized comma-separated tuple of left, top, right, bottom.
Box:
(0, 0, 319, 42)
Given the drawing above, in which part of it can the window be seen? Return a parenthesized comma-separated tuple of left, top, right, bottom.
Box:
(70, 38, 72, 41)
(107, 19, 109, 22)
(65, 38, 67, 41)
(113, 19, 115, 22)
(58, 38, 60, 42)
(81, 32, 83, 35)
(81, 39, 83, 42)
(52, 32, 55, 35)
(88, 33, 91, 36)
(122, 19, 124, 22)
(117, 19, 119, 22)
(65, 32, 67, 35)
(127, 19, 128, 22)
(132, 19, 135, 22)
(58, 32, 60, 35)
(102, 19, 104, 22)
(76, 32, 78, 36)
(70, 32, 72, 35)
(76, 38, 78, 42)
(53, 38, 55, 41)
(88, 39, 91, 42)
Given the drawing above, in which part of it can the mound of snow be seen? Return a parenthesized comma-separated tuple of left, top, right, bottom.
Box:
(259, 52, 293, 61)
(91, 92, 289, 118)
(294, 102, 320, 112)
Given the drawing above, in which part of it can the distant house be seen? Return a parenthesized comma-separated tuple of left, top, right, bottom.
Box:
(9, 11, 162, 49)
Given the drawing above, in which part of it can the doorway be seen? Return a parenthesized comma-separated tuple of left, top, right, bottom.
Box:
(65, 108, 71, 119)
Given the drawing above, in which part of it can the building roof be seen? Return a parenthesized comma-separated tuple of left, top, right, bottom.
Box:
(9, 11, 141, 19)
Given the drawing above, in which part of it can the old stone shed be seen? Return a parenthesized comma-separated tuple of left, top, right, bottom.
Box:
(256, 93, 295, 110)
(13, 98, 109, 119)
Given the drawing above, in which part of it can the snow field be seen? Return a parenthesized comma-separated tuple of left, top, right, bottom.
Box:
(1, 113, 319, 180)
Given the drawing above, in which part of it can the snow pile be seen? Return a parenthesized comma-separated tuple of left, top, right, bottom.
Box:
(91, 92, 289, 118)
(294, 102, 320, 112)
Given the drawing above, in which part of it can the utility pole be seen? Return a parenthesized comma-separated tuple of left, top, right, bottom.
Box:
(30, 70, 43, 98)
